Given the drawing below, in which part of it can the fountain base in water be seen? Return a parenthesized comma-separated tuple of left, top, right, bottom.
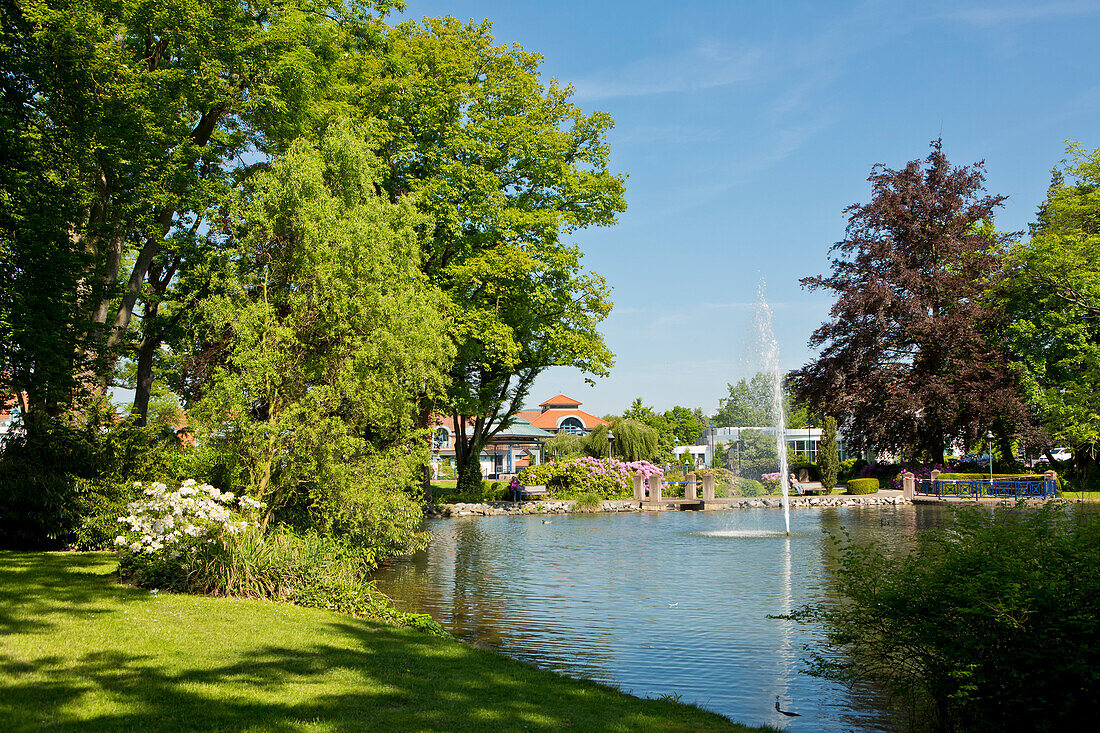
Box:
(696, 529, 801, 539)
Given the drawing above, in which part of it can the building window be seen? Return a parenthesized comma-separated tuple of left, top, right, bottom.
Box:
(559, 416, 585, 435)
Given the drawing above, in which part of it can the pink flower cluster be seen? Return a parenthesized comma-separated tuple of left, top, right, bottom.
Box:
(568, 456, 664, 481)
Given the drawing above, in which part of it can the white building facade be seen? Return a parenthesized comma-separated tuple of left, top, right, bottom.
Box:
(673, 426, 867, 469)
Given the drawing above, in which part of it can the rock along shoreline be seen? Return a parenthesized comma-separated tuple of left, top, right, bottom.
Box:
(425, 493, 911, 519)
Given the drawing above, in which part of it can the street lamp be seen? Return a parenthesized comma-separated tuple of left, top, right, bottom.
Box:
(607, 429, 614, 460)
(986, 430, 995, 486)
(734, 422, 741, 476)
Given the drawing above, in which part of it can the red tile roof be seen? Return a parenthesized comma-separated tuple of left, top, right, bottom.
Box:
(516, 408, 608, 431)
(539, 394, 582, 408)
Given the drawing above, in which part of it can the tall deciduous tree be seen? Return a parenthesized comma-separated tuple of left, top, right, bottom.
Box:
(997, 143, 1100, 469)
(712, 374, 772, 427)
(1, 0, 396, 426)
(794, 141, 1026, 463)
(712, 373, 812, 428)
(353, 18, 626, 492)
(192, 126, 451, 551)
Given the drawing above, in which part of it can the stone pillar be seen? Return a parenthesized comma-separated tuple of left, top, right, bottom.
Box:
(902, 470, 915, 501)
(633, 472, 645, 501)
(685, 472, 697, 500)
(651, 475, 663, 504)
(1044, 470, 1058, 498)
(702, 473, 715, 501)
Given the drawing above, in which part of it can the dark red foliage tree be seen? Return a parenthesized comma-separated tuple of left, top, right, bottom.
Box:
(793, 141, 1027, 463)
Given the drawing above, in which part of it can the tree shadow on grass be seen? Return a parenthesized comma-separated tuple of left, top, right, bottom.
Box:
(0, 552, 763, 732)
(0, 622, 754, 732)
(0, 552, 122, 635)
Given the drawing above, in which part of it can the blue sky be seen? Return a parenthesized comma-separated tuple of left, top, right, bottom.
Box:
(400, 0, 1100, 418)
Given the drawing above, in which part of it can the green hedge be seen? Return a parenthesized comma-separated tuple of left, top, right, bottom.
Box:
(846, 478, 879, 494)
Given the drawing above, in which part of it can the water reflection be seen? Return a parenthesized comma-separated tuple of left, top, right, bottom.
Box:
(372, 506, 949, 731)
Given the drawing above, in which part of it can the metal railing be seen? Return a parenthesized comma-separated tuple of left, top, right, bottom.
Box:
(915, 477, 1058, 500)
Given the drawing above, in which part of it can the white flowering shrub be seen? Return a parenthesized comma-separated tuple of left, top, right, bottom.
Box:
(115, 480, 265, 587)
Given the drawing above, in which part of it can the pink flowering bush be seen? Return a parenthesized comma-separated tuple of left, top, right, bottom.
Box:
(520, 458, 663, 499)
(761, 472, 782, 493)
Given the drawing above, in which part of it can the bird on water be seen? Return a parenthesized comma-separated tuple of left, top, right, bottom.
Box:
(775, 696, 800, 717)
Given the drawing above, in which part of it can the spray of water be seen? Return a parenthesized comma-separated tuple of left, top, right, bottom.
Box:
(753, 280, 791, 536)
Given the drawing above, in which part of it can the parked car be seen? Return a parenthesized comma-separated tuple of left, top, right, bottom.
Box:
(1049, 447, 1072, 462)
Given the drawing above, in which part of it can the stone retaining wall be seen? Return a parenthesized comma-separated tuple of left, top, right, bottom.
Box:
(425, 494, 909, 519)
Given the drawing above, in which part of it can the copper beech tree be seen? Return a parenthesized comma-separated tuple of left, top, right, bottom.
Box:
(794, 141, 1027, 463)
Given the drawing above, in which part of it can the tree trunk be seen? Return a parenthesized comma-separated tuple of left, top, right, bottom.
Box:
(453, 416, 485, 495)
(132, 335, 156, 428)
(417, 400, 434, 501)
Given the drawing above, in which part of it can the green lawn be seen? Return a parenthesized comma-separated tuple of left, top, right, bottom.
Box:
(0, 552, 772, 733)
(1059, 490, 1100, 501)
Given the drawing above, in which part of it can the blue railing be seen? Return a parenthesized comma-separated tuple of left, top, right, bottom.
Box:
(915, 477, 1058, 500)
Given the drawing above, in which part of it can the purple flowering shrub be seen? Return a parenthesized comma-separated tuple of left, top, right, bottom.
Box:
(520, 458, 664, 499)
(761, 472, 782, 493)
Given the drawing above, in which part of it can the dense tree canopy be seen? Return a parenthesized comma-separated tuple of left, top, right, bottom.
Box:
(0, 0, 394, 426)
(996, 143, 1100, 468)
(350, 18, 625, 491)
(0, 5, 623, 560)
(711, 373, 813, 429)
(712, 374, 771, 427)
(794, 141, 1027, 463)
(192, 126, 450, 549)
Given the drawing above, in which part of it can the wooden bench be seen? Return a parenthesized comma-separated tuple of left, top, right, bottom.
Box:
(515, 484, 547, 501)
(790, 474, 829, 495)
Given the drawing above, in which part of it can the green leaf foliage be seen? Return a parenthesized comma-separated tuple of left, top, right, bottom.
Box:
(1, 0, 397, 421)
(792, 504, 1100, 732)
(736, 428, 779, 481)
(193, 124, 451, 556)
(356, 17, 625, 482)
(998, 143, 1100, 462)
(819, 416, 840, 489)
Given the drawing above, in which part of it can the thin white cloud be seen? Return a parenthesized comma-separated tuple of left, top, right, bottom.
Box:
(947, 1, 1100, 26)
(615, 123, 723, 146)
(571, 42, 765, 101)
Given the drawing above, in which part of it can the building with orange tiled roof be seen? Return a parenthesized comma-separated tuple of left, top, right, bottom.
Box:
(0, 392, 27, 443)
(516, 394, 608, 436)
(430, 414, 554, 478)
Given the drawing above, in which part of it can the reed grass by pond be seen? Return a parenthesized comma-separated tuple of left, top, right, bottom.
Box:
(0, 551, 772, 732)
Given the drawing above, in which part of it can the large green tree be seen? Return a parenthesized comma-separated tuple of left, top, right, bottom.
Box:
(712, 374, 772, 427)
(712, 372, 813, 428)
(351, 17, 626, 492)
(191, 126, 451, 552)
(997, 143, 1100, 469)
(662, 405, 707, 446)
(0, 0, 396, 427)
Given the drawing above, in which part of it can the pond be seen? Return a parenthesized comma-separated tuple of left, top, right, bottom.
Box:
(372, 505, 950, 731)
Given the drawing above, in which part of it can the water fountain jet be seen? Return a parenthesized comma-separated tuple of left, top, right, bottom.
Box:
(753, 281, 791, 536)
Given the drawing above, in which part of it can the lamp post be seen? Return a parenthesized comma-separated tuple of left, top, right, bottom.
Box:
(734, 422, 741, 476)
(986, 430, 995, 486)
(607, 429, 614, 460)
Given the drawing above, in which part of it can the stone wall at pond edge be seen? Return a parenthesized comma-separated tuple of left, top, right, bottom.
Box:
(425, 494, 911, 518)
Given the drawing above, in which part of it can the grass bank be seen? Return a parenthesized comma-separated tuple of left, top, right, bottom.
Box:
(0, 552, 772, 732)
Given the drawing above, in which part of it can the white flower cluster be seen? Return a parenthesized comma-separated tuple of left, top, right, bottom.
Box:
(115, 479, 266, 555)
